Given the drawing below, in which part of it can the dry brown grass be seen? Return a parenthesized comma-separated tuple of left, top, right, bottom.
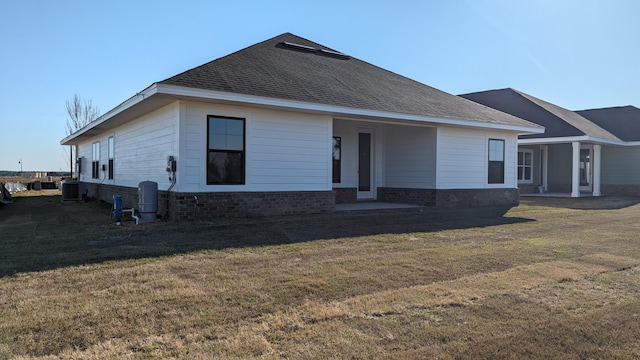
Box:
(1, 194, 639, 358)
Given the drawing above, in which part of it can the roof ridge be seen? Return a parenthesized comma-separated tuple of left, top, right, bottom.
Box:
(577, 105, 638, 112)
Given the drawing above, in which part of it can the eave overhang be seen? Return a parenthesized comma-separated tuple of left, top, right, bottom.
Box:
(61, 83, 544, 145)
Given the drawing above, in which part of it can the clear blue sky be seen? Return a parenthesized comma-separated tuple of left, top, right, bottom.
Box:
(1, 0, 638, 171)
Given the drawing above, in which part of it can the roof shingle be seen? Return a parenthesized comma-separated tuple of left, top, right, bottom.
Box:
(161, 33, 538, 129)
(460, 88, 620, 141)
(577, 106, 640, 142)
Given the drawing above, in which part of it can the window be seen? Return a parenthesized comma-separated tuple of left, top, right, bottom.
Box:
(332, 137, 341, 183)
(207, 116, 245, 185)
(517, 149, 533, 183)
(92, 142, 100, 179)
(488, 139, 505, 184)
(108, 136, 114, 180)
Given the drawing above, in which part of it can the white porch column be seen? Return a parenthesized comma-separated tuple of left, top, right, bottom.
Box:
(571, 141, 581, 197)
(541, 145, 548, 191)
(593, 144, 602, 196)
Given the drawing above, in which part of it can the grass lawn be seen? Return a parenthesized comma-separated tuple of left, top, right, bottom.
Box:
(1, 192, 639, 359)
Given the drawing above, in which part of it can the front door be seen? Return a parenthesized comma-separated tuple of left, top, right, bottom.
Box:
(358, 130, 374, 199)
(580, 145, 593, 192)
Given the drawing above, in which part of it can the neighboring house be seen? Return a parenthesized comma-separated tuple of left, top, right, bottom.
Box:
(61, 33, 542, 220)
(577, 106, 640, 195)
(460, 89, 640, 197)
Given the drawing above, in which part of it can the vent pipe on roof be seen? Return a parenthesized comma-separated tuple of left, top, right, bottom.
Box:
(279, 41, 350, 59)
(317, 48, 350, 59)
(281, 41, 316, 52)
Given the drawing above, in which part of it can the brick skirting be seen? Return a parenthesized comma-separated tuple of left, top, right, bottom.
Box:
(601, 184, 640, 196)
(82, 183, 334, 220)
(518, 183, 542, 194)
(169, 190, 334, 220)
(378, 187, 519, 208)
(378, 187, 436, 206)
(434, 188, 520, 208)
(333, 187, 357, 204)
(81, 183, 518, 220)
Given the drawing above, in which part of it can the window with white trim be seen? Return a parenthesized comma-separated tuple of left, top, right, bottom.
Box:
(517, 149, 533, 183)
(488, 139, 505, 184)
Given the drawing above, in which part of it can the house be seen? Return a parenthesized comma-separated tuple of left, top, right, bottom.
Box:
(60, 33, 542, 220)
(460, 89, 640, 197)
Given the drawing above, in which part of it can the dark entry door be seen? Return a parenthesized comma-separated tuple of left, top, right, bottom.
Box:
(358, 132, 372, 197)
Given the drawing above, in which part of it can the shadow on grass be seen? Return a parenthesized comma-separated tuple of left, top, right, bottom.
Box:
(0, 195, 534, 277)
(519, 195, 640, 210)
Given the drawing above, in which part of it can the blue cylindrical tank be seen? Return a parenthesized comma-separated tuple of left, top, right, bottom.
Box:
(138, 181, 158, 221)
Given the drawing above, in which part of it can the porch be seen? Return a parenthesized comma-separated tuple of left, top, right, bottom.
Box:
(518, 141, 603, 198)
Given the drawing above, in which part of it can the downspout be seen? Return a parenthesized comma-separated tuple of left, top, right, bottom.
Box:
(69, 145, 73, 179)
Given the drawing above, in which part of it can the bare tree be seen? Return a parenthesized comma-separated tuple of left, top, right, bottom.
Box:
(64, 94, 100, 178)
(65, 94, 100, 135)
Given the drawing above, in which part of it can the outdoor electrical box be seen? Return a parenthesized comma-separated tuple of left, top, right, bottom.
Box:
(167, 156, 177, 172)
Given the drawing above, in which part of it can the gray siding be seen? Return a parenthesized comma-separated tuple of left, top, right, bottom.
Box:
(384, 124, 436, 188)
(547, 143, 572, 185)
(601, 146, 640, 184)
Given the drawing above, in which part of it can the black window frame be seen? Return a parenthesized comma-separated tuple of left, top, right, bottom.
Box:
(488, 139, 505, 184)
(92, 141, 100, 179)
(207, 115, 246, 185)
(332, 136, 341, 183)
(108, 136, 114, 180)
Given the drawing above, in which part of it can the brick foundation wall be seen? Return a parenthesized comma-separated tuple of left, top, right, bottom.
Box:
(378, 187, 518, 208)
(378, 187, 436, 206)
(601, 184, 640, 196)
(82, 183, 335, 220)
(168, 191, 334, 220)
(333, 188, 357, 204)
(80, 182, 518, 220)
(518, 183, 542, 194)
(434, 188, 520, 208)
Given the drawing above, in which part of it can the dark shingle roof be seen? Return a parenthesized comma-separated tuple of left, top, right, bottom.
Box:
(160, 33, 538, 129)
(576, 106, 640, 142)
(459, 88, 620, 141)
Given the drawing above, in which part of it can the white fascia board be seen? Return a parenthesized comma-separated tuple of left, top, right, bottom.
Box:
(60, 84, 158, 145)
(518, 136, 624, 146)
(155, 84, 544, 134)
